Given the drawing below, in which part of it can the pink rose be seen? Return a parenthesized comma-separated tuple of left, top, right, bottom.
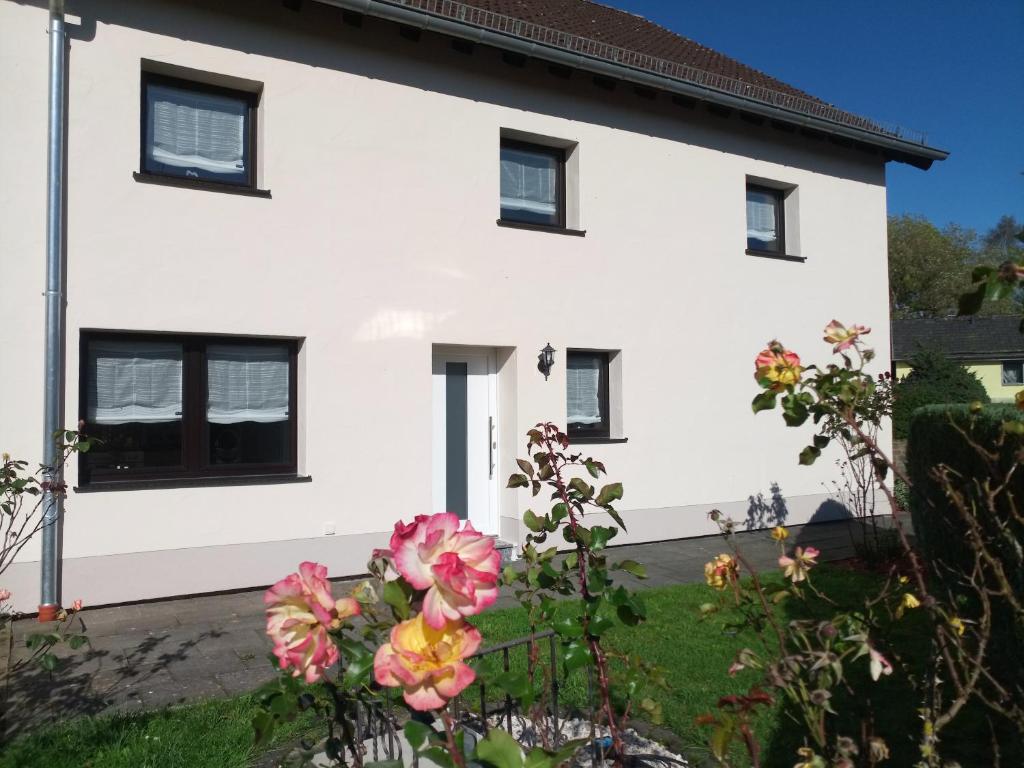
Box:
(390, 513, 500, 629)
(778, 546, 820, 583)
(0, 589, 10, 603)
(71, 598, 83, 611)
(754, 341, 802, 392)
(374, 614, 480, 710)
(264, 561, 361, 683)
(823, 320, 871, 353)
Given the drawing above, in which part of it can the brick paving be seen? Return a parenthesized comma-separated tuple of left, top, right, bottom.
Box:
(1, 518, 892, 736)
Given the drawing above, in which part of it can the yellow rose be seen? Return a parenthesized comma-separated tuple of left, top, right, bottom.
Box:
(949, 616, 965, 636)
(770, 526, 789, 542)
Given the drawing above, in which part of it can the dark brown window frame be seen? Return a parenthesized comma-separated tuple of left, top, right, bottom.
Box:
(139, 71, 260, 192)
(78, 331, 298, 487)
(1002, 360, 1024, 386)
(566, 350, 611, 440)
(745, 183, 786, 256)
(499, 138, 567, 230)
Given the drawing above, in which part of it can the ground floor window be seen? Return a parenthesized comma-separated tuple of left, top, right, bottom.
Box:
(1001, 360, 1024, 386)
(566, 350, 610, 439)
(80, 332, 297, 484)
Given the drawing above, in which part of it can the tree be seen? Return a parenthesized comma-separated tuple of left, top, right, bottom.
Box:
(888, 215, 975, 317)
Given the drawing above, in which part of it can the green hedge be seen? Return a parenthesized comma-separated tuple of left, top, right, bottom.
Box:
(893, 349, 989, 438)
(907, 404, 1024, 698)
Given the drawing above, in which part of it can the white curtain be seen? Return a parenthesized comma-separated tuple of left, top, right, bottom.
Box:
(500, 148, 557, 215)
(147, 84, 246, 176)
(746, 190, 778, 242)
(207, 345, 289, 424)
(567, 358, 602, 425)
(88, 341, 183, 425)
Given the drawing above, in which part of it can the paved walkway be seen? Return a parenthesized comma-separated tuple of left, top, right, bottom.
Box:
(2, 518, 887, 736)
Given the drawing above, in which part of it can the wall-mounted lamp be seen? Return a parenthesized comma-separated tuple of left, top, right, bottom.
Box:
(537, 342, 556, 380)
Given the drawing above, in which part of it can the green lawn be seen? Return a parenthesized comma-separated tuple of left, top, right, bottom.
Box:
(0, 694, 320, 768)
(1, 568, 1013, 767)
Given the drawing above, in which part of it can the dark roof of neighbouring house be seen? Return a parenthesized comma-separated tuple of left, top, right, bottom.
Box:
(319, 0, 948, 167)
(892, 316, 1024, 361)
(461, 0, 821, 102)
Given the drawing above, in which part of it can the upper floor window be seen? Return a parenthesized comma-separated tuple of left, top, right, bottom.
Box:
(567, 350, 610, 439)
(141, 72, 256, 189)
(746, 184, 785, 254)
(80, 332, 297, 485)
(1002, 361, 1024, 386)
(500, 139, 565, 228)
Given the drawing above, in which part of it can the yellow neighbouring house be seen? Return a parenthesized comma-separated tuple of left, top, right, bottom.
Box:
(891, 316, 1024, 403)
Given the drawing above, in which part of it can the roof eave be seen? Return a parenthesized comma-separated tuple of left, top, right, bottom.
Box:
(315, 0, 949, 168)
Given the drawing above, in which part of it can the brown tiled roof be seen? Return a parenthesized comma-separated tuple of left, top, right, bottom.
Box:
(460, 0, 824, 103)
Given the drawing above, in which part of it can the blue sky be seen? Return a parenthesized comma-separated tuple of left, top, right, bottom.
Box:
(602, 0, 1024, 236)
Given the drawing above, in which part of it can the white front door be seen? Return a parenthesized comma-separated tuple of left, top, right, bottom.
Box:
(432, 348, 498, 534)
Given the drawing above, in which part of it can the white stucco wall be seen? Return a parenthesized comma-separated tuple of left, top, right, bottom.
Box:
(0, 0, 892, 612)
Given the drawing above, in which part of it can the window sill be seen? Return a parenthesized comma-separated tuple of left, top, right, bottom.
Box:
(133, 171, 272, 198)
(74, 473, 311, 493)
(568, 436, 629, 445)
(497, 219, 586, 237)
(745, 249, 806, 263)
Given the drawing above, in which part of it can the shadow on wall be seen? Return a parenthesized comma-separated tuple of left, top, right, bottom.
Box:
(745, 481, 789, 530)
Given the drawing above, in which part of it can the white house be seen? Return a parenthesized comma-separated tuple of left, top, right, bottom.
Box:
(0, 0, 946, 615)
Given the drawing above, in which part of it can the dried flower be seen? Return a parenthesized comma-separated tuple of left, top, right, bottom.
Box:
(704, 554, 739, 590)
(779, 546, 819, 583)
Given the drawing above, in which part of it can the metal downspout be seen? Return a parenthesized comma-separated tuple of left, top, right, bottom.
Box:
(39, 0, 67, 622)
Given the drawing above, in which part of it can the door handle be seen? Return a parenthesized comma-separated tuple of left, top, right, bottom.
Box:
(488, 416, 495, 479)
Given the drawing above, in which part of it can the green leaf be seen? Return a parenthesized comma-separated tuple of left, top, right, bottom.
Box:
(614, 559, 647, 579)
(474, 728, 523, 768)
(525, 740, 587, 768)
(594, 482, 623, 507)
(523, 510, 545, 533)
(342, 645, 375, 688)
(404, 720, 432, 750)
(516, 459, 535, 477)
(552, 615, 584, 638)
(584, 460, 601, 479)
(38, 653, 58, 672)
(550, 502, 568, 524)
(957, 284, 986, 316)
(781, 394, 809, 427)
(589, 525, 617, 551)
(561, 641, 592, 673)
(421, 747, 456, 768)
(67, 635, 88, 650)
(604, 506, 628, 531)
(568, 477, 592, 498)
(252, 711, 275, 747)
(751, 390, 777, 413)
(587, 614, 614, 638)
(382, 580, 411, 620)
(813, 434, 830, 449)
(798, 445, 821, 465)
(507, 473, 529, 489)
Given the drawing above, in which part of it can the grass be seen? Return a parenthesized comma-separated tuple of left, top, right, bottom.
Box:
(1, 567, 1016, 767)
(0, 694, 319, 768)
